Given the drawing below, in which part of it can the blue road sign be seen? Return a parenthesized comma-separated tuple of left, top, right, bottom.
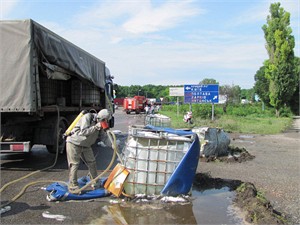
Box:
(184, 84, 219, 103)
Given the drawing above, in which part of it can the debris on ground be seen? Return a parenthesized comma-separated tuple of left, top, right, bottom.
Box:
(193, 172, 241, 191)
(234, 182, 288, 224)
(192, 127, 231, 157)
(200, 145, 255, 163)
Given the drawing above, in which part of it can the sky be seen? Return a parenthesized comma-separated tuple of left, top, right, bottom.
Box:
(1, 0, 299, 89)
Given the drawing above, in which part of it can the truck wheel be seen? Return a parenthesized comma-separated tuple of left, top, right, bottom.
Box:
(47, 119, 67, 154)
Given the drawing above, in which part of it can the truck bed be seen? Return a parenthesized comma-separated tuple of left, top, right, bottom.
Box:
(0, 19, 107, 113)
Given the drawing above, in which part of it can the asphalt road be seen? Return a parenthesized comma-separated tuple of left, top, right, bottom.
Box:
(1, 111, 299, 224)
(0, 109, 146, 225)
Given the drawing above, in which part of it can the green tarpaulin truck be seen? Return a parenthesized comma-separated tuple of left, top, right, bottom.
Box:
(0, 19, 115, 154)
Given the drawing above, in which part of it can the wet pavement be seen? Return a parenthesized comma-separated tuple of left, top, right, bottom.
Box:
(87, 187, 246, 225)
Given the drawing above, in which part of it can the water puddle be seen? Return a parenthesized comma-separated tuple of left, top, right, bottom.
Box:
(235, 140, 254, 144)
(88, 187, 247, 225)
(239, 135, 254, 139)
(191, 187, 245, 224)
(234, 135, 255, 144)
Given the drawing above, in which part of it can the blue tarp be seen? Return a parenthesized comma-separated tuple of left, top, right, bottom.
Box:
(45, 176, 110, 201)
(145, 125, 195, 136)
(161, 135, 200, 196)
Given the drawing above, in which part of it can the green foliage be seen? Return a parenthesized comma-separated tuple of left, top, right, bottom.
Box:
(278, 105, 293, 117)
(219, 84, 241, 104)
(160, 103, 292, 134)
(224, 103, 274, 117)
(199, 78, 219, 85)
(256, 191, 268, 205)
(240, 88, 255, 102)
(193, 104, 215, 119)
(254, 61, 271, 105)
(288, 56, 300, 115)
(114, 84, 170, 99)
(262, 2, 297, 115)
(114, 79, 242, 106)
(236, 183, 246, 192)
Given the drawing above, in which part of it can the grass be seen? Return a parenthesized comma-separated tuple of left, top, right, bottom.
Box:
(159, 110, 293, 134)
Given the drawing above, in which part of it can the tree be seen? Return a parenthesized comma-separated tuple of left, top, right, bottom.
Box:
(219, 84, 241, 104)
(288, 57, 300, 115)
(254, 61, 271, 105)
(240, 88, 255, 102)
(262, 2, 297, 116)
(199, 78, 218, 85)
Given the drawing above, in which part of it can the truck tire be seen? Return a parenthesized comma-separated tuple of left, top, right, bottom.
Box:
(47, 119, 67, 154)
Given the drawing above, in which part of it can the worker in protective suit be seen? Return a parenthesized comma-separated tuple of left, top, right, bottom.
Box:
(66, 109, 110, 193)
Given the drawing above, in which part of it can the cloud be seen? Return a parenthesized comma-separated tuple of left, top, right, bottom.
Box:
(1, 0, 291, 89)
(45, 0, 266, 89)
(123, 1, 200, 34)
(228, 2, 270, 27)
(229, 1, 299, 27)
(102, 36, 267, 88)
(73, 0, 201, 35)
(73, 0, 151, 28)
(0, 0, 19, 18)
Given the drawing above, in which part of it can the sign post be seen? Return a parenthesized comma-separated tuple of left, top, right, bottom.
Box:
(169, 87, 184, 116)
(184, 84, 219, 120)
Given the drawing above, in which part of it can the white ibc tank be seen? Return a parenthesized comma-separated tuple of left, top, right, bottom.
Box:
(145, 114, 171, 127)
(122, 126, 192, 195)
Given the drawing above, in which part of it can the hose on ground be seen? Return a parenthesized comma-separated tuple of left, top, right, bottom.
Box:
(0, 105, 119, 208)
(0, 105, 63, 208)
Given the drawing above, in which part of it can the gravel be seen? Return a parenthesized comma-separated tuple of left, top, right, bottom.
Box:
(198, 117, 300, 224)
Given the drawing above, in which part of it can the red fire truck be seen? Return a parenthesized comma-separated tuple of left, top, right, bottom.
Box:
(123, 96, 147, 114)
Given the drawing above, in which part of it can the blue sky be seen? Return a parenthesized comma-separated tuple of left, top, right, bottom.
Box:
(1, 0, 299, 89)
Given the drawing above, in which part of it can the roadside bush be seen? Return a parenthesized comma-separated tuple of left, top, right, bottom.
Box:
(279, 106, 293, 117)
(162, 102, 289, 119)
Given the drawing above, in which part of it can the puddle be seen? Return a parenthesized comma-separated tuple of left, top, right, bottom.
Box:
(234, 135, 255, 144)
(88, 187, 247, 225)
(238, 135, 254, 139)
(191, 187, 245, 224)
(234, 140, 254, 144)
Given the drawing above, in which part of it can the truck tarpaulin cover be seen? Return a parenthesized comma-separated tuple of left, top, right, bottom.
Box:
(0, 19, 106, 112)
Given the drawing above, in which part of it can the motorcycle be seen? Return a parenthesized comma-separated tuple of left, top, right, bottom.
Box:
(183, 111, 193, 124)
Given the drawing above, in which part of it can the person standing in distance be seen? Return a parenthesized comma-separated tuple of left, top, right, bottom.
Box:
(66, 109, 110, 193)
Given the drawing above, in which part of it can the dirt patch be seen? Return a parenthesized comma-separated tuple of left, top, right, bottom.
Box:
(200, 146, 255, 163)
(193, 173, 289, 224)
(235, 182, 287, 224)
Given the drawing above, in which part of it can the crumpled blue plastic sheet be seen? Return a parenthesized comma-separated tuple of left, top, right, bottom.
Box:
(45, 176, 110, 201)
(161, 134, 199, 196)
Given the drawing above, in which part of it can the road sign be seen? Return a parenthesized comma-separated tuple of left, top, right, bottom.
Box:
(169, 87, 184, 96)
(184, 84, 219, 103)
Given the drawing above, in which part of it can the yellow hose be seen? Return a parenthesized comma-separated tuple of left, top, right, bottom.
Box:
(70, 130, 118, 194)
(0, 130, 118, 208)
(64, 110, 87, 137)
(0, 105, 64, 208)
(0, 102, 119, 208)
